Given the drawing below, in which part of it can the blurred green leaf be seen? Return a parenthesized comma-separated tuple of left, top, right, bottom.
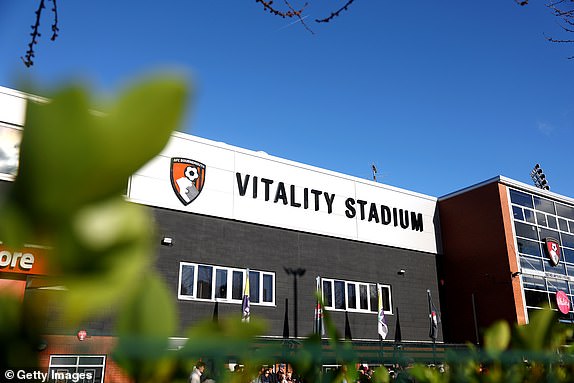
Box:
(484, 320, 510, 354)
(2, 76, 187, 230)
(113, 271, 179, 383)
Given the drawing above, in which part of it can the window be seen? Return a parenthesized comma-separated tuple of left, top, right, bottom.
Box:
(250, 271, 260, 303)
(232, 270, 243, 300)
(369, 284, 378, 313)
(48, 355, 106, 383)
(562, 233, 574, 249)
(334, 281, 345, 309)
(520, 256, 544, 273)
(178, 262, 275, 305)
(510, 189, 534, 209)
(323, 280, 333, 307)
(534, 196, 556, 215)
(215, 269, 227, 298)
(512, 206, 524, 221)
(559, 218, 569, 233)
(514, 222, 539, 241)
(321, 278, 392, 314)
(517, 238, 541, 258)
(197, 265, 213, 299)
(564, 249, 574, 264)
(556, 203, 574, 220)
(347, 284, 357, 309)
(0, 125, 22, 177)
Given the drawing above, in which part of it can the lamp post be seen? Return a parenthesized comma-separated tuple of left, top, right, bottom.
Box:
(284, 267, 306, 338)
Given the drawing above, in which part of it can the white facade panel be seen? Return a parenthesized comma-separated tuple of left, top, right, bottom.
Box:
(130, 133, 440, 254)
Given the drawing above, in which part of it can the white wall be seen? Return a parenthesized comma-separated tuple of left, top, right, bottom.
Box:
(129, 133, 441, 254)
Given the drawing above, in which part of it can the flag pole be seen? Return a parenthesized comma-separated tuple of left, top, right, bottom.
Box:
(427, 289, 438, 364)
(377, 286, 388, 365)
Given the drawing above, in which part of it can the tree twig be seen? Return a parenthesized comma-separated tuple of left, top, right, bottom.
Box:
(315, 0, 356, 23)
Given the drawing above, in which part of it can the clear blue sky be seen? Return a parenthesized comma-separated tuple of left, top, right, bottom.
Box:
(1, 1, 573, 198)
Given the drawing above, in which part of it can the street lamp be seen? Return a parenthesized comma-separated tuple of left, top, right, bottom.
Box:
(284, 267, 306, 338)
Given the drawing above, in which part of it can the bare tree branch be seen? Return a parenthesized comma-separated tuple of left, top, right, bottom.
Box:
(21, 0, 59, 67)
(255, 0, 307, 19)
(283, 0, 314, 34)
(51, 0, 60, 41)
(544, 0, 574, 58)
(315, 0, 356, 23)
(21, 0, 45, 67)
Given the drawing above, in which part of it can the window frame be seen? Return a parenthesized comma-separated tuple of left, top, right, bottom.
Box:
(178, 262, 275, 306)
(48, 355, 106, 383)
(321, 278, 393, 314)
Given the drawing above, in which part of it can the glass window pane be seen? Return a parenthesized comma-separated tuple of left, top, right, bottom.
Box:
(523, 275, 546, 290)
(520, 256, 544, 272)
(524, 209, 536, 224)
(381, 287, 391, 312)
(514, 222, 539, 240)
(547, 279, 568, 293)
(334, 281, 345, 309)
(323, 280, 333, 308)
(545, 261, 566, 276)
(556, 203, 574, 220)
(517, 238, 541, 257)
(79, 357, 105, 365)
(540, 228, 560, 243)
(559, 218, 569, 232)
(215, 269, 227, 299)
(562, 233, 574, 249)
(536, 212, 548, 227)
(180, 264, 195, 296)
(548, 216, 558, 230)
(0, 126, 21, 177)
(524, 290, 549, 308)
(347, 284, 356, 309)
(249, 271, 260, 303)
(263, 274, 273, 302)
(564, 249, 574, 264)
(510, 189, 533, 208)
(567, 264, 574, 278)
(359, 285, 368, 310)
(570, 221, 574, 234)
(232, 271, 243, 300)
(512, 206, 524, 221)
(51, 356, 77, 365)
(534, 196, 556, 215)
(369, 284, 378, 312)
(197, 265, 213, 299)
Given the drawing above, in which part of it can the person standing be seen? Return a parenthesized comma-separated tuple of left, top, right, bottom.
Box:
(189, 361, 206, 383)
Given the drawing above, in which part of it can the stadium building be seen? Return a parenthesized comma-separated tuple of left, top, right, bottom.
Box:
(2, 85, 574, 380)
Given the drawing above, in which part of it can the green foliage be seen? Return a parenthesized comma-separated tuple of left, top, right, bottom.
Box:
(409, 309, 574, 383)
(0, 75, 189, 380)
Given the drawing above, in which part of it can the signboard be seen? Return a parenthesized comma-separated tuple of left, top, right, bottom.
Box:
(128, 133, 440, 254)
(556, 290, 570, 314)
(544, 237, 561, 266)
(0, 245, 47, 276)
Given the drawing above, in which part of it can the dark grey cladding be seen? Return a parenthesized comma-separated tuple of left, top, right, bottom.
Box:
(153, 206, 442, 342)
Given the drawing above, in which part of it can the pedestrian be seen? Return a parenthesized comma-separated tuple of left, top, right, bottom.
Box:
(189, 361, 206, 383)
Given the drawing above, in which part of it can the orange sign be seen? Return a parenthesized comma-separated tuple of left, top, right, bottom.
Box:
(0, 245, 47, 275)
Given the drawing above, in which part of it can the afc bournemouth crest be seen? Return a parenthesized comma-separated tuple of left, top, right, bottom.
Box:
(544, 237, 561, 266)
(170, 158, 206, 206)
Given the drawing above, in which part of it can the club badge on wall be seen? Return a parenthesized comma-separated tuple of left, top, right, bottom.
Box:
(170, 157, 206, 206)
(544, 237, 561, 266)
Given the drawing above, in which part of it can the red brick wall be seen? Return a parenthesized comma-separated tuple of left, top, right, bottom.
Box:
(39, 335, 133, 383)
(438, 181, 522, 343)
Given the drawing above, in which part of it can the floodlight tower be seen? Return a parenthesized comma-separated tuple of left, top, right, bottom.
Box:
(530, 164, 550, 190)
